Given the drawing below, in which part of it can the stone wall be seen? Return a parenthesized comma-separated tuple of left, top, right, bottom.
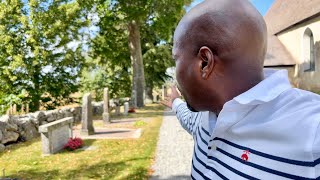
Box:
(0, 102, 106, 152)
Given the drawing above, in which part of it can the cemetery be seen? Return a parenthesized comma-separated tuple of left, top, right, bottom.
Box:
(0, 88, 165, 179)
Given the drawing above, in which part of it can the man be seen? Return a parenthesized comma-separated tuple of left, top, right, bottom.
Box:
(161, 0, 320, 179)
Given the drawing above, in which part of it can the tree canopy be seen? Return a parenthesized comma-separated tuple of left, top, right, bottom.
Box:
(90, 0, 191, 106)
(0, 0, 93, 111)
(0, 0, 192, 113)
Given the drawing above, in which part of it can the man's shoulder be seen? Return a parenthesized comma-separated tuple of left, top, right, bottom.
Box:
(273, 88, 320, 121)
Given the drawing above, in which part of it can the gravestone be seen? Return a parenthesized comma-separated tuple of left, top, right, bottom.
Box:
(39, 117, 73, 155)
(81, 93, 94, 136)
(124, 102, 129, 116)
(115, 106, 120, 116)
(103, 88, 110, 124)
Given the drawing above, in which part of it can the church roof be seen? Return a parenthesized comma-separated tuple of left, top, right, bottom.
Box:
(263, 0, 320, 66)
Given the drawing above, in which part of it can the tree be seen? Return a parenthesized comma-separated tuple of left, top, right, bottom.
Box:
(0, 0, 93, 111)
(92, 0, 191, 107)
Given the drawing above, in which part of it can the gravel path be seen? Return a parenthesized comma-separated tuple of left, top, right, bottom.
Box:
(150, 109, 194, 180)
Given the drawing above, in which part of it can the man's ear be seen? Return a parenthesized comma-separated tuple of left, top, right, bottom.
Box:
(198, 46, 215, 79)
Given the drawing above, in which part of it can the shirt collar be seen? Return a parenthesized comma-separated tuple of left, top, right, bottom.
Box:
(233, 69, 292, 105)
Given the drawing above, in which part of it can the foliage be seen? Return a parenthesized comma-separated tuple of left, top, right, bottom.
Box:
(143, 44, 175, 89)
(80, 58, 131, 101)
(90, 0, 192, 105)
(0, 0, 93, 111)
(64, 137, 84, 151)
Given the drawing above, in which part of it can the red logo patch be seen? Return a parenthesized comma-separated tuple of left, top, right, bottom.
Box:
(241, 150, 250, 161)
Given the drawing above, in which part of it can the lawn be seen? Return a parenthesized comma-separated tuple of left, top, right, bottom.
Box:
(0, 104, 164, 180)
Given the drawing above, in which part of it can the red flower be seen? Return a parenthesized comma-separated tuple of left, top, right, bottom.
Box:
(64, 137, 84, 151)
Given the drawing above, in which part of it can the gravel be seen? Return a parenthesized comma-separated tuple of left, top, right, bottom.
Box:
(150, 109, 194, 180)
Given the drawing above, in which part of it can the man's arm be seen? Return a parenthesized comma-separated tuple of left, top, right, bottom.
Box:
(161, 86, 202, 136)
(172, 98, 202, 136)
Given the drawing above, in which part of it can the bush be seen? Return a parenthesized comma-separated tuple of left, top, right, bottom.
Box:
(64, 137, 84, 151)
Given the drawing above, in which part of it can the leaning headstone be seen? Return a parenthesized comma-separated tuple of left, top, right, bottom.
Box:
(39, 117, 74, 155)
(103, 88, 110, 124)
(124, 102, 129, 116)
(81, 93, 94, 136)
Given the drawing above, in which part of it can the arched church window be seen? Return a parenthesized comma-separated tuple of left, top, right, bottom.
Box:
(303, 28, 315, 71)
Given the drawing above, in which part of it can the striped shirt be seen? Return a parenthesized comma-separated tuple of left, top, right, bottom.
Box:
(172, 69, 320, 179)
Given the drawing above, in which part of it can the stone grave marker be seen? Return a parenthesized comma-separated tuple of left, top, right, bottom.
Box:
(124, 102, 129, 116)
(81, 93, 94, 136)
(39, 117, 74, 155)
(103, 88, 110, 124)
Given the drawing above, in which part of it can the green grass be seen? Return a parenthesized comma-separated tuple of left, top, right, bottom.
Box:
(133, 120, 147, 127)
(0, 104, 165, 180)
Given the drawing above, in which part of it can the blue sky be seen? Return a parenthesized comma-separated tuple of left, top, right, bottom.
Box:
(188, 0, 275, 15)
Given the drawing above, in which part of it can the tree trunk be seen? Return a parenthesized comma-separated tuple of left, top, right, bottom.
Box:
(128, 20, 145, 108)
(31, 66, 41, 112)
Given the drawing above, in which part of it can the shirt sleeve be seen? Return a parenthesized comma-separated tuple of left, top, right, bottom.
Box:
(172, 98, 202, 136)
(313, 122, 320, 178)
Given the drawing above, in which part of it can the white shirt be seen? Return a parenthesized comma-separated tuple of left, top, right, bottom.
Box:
(172, 69, 320, 179)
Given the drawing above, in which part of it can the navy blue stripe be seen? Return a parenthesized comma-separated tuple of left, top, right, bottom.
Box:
(201, 126, 210, 137)
(214, 137, 320, 167)
(315, 157, 320, 165)
(191, 113, 200, 132)
(194, 136, 228, 180)
(210, 156, 259, 180)
(214, 148, 313, 180)
(192, 162, 211, 180)
(194, 150, 228, 180)
(197, 126, 208, 146)
(195, 135, 208, 157)
(191, 174, 196, 180)
(190, 113, 198, 126)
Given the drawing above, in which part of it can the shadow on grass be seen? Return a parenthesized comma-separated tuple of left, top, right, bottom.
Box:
(8, 157, 150, 180)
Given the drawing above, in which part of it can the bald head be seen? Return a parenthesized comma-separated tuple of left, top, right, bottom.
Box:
(174, 0, 267, 66)
(173, 0, 268, 113)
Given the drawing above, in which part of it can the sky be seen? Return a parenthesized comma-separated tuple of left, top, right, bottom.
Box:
(188, 0, 275, 15)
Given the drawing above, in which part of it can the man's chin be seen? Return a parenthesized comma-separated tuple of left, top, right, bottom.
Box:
(186, 102, 199, 112)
